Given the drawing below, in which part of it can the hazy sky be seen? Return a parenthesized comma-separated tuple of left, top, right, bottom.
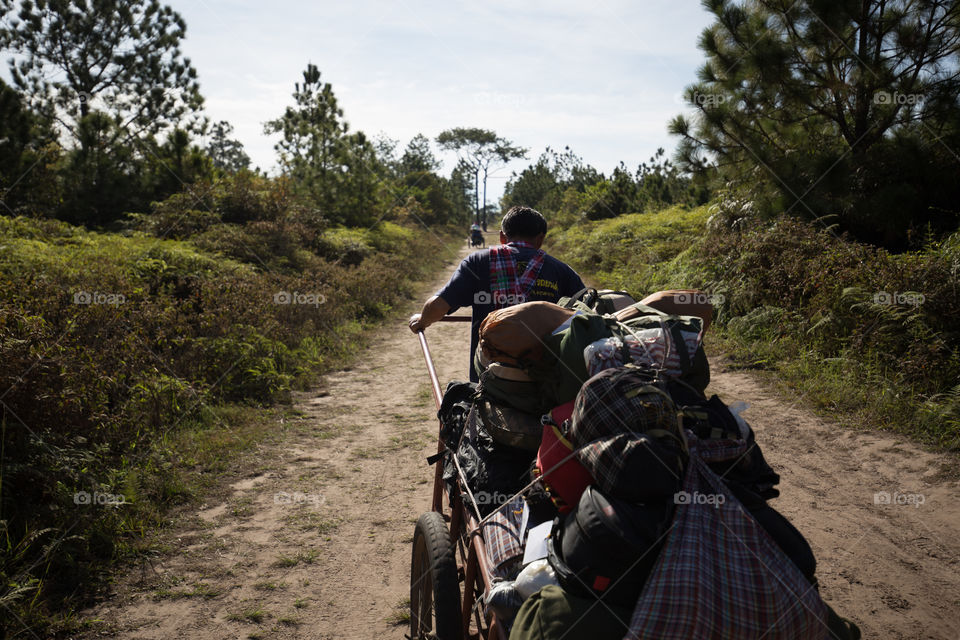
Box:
(166, 1, 713, 200)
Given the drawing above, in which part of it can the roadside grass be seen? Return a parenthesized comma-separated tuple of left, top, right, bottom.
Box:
(713, 330, 960, 447)
(272, 549, 320, 568)
(413, 384, 435, 408)
(276, 613, 301, 626)
(548, 205, 960, 450)
(389, 431, 426, 450)
(227, 607, 269, 624)
(387, 597, 411, 626)
(282, 510, 339, 536)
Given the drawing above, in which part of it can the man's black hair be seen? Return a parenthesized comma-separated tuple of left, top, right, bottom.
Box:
(501, 206, 547, 240)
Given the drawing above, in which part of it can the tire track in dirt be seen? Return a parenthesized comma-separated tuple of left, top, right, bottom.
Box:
(81, 242, 960, 639)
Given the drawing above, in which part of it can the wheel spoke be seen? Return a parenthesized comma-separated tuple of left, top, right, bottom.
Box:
(419, 572, 432, 634)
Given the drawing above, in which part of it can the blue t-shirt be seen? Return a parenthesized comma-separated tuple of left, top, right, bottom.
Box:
(436, 245, 585, 381)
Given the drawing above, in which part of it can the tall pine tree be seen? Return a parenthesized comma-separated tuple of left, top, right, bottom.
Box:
(0, 0, 206, 223)
(671, 0, 960, 245)
(436, 127, 526, 225)
(1, 0, 204, 148)
(207, 121, 250, 172)
(265, 64, 380, 226)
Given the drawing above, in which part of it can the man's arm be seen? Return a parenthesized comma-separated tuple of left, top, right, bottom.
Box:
(408, 295, 452, 333)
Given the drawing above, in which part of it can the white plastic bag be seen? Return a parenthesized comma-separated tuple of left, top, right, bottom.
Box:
(513, 558, 559, 600)
(727, 401, 751, 439)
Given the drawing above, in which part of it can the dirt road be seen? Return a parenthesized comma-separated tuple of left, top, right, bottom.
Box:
(82, 246, 960, 639)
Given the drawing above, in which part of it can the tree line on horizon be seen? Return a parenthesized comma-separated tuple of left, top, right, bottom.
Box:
(3, 0, 956, 249)
(501, 145, 713, 223)
(0, 0, 702, 236)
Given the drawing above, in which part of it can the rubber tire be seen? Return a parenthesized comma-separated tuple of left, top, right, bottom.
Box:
(410, 511, 462, 640)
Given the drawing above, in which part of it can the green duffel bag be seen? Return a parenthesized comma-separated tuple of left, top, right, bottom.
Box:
(509, 585, 634, 640)
(560, 288, 712, 394)
(479, 304, 711, 414)
(526, 311, 620, 408)
(528, 306, 711, 408)
(475, 353, 554, 416)
(558, 287, 637, 315)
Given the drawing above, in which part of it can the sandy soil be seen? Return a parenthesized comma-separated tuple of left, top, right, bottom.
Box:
(79, 242, 960, 639)
(708, 366, 960, 639)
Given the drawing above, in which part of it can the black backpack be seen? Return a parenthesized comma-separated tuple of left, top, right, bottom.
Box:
(547, 485, 672, 607)
(666, 378, 781, 500)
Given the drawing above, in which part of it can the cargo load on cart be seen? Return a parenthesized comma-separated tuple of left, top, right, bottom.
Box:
(410, 288, 861, 640)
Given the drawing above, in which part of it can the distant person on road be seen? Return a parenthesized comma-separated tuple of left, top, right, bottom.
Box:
(409, 205, 585, 381)
(470, 223, 484, 247)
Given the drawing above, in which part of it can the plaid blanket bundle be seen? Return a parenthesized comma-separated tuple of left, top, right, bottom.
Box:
(569, 366, 685, 495)
(626, 435, 830, 639)
(482, 495, 527, 579)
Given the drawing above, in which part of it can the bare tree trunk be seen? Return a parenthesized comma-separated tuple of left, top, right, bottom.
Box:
(474, 169, 480, 224)
(481, 166, 488, 228)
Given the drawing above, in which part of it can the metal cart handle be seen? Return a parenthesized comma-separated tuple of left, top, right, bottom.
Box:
(415, 315, 470, 412)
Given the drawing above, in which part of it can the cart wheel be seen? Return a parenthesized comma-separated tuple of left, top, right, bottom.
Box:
(410, 511, 462, 640)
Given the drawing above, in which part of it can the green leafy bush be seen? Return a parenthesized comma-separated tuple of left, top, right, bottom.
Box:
(0, 192, 455, 632)
(550, 208, 960, 448)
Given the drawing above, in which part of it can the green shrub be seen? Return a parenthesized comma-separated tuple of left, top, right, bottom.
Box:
(550, 208, 960, 448)
(547, 204, 713, 291)
(0, 197, 456, 633)
(726, 306, 787, 340)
